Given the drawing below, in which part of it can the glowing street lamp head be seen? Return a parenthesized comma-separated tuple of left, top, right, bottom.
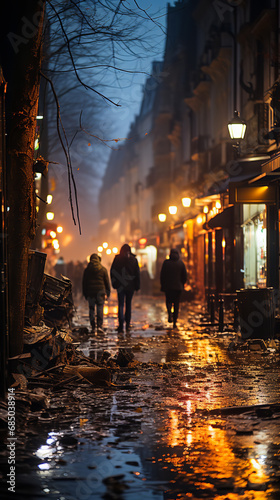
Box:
(168, 205, 177, 215)
(46, 212, 54, 221)
(182, 197, 191, 208)
(158, 213, 167, 222)
(103, 242, 108, 249)
(56, 226, 63, 233)
(228, 110, 246, 140)
(97, 246, 103, 252)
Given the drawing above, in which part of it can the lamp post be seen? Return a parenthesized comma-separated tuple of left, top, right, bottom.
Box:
(227, 6, 246, 154)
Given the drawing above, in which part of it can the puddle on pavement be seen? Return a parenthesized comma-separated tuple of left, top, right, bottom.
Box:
(3, 297, 280, 499)
(18, 386, 280, 500)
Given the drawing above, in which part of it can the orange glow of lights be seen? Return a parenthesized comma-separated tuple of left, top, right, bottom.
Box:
(139, 237, 147, 246)
(112, 247, 118, 254)
(203, 206, 209, 214)
(97, 246, 103, 252)
(142, 324, 149, 330)
(106, 248, 112, 255)
(63, 234, 73, 246)
(167, 410, 180, 448)
(186, 431, 192, 446)
(52, 239, 59, 250)
(104, 305, 109, 315)
(46, 212, 54, 221)
(102, 242, 108, 249)
(216, 201, 221, 209)
(222, 239, 226, 248)
(56, 226, 63, 233)
(250, 458, 262, 470)
(197, 215, 203, 224)
(49, 231, 56, 239)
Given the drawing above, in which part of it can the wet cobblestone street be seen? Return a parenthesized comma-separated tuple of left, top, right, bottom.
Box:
(1, 294, 280, 500)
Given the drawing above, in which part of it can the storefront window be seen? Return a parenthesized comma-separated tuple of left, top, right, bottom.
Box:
(243, 204, 266, 288)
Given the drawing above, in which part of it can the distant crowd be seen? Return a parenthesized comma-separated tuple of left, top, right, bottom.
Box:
(48, 256, 87, 298)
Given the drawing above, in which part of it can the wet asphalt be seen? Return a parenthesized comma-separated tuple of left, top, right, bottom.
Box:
(1, 293, 280, 500)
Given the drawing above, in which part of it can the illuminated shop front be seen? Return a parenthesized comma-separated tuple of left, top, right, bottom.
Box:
(242, 204, 266, 288)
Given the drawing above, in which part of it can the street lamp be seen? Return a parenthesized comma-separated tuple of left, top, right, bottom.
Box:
(228, 110, 246, 140)
(46, 211, 54, 221)
(158, 213, 167, 222)
(182, 197, 191, 208)
(168, 205, 177, 215)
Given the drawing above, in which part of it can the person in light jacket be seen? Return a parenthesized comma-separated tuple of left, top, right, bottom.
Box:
(82, 253, 110, 333)
(160, 248, 187, 329)
(110, 244, 140, 333)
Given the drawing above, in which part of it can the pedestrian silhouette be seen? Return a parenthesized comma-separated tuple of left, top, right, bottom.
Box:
(160, 248, 187, 329)
(82, 253, 110, 333)
(110, 244, 140, 333)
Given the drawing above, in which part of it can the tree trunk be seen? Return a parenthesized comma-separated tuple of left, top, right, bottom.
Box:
(4, 1, 46, 356)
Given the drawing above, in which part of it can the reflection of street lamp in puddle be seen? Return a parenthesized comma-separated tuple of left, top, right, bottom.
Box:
(36, 433, 61, 471)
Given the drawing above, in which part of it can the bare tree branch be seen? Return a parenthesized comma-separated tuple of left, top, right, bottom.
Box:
(41, 71, 82, 234)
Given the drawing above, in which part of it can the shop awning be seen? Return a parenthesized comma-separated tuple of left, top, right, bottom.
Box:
(203, 205, 234, 230)
(229, 181, 276, 204)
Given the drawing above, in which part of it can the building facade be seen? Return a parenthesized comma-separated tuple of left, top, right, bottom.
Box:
(99, 0, 280, 302)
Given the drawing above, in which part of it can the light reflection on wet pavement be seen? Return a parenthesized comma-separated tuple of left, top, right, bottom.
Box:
(2, 295, 280, 499)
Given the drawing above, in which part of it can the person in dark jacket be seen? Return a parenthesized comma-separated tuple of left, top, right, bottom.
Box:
(82, 253, 110, 333)
(110, 243, 140, 333)
(160, 248, 187, 329)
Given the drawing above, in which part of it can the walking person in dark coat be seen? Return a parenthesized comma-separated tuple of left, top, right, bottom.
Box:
(82, 253, 110, 333)
(110, 244, 140, 333)
(160, 248, 187, 329)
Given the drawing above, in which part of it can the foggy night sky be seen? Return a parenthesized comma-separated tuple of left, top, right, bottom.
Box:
(47, 0, 177, 264)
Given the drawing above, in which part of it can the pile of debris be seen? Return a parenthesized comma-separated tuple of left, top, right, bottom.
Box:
(25, 250, 74, 328)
